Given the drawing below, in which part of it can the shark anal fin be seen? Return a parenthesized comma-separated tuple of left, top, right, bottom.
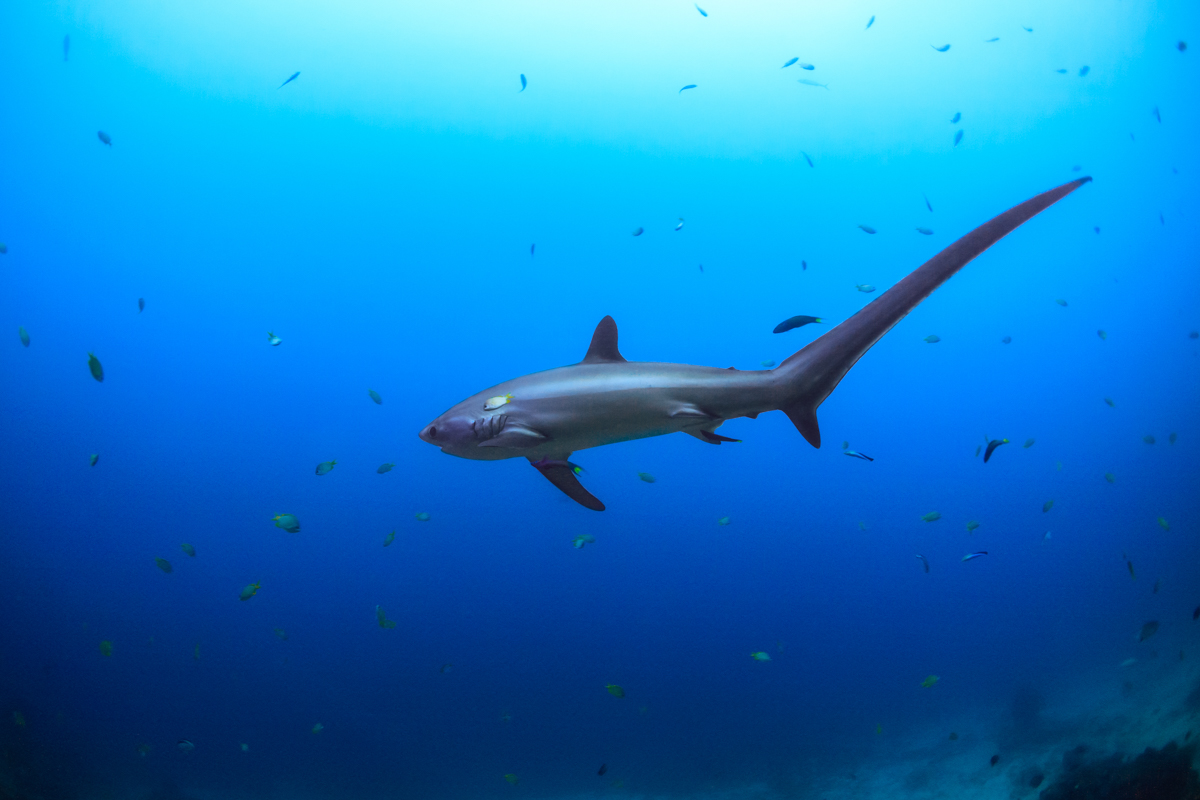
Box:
(582, 316, 626, 364)
(782, 404, 820, 448)
(531, 457, 605, 511)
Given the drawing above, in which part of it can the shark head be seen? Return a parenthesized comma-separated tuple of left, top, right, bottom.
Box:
(420, 393, 547, 460)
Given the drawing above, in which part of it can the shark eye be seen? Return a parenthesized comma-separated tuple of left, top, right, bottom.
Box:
(428, 426, 437, 438)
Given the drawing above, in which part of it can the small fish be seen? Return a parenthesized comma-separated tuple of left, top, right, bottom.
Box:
(1022, 26, 1033, 32)
(953, 130, 963, 147)
(782, 57, 799, 68)
(799, 63, 814, 70)
(1042, 500, 1054, 513)
(1179, 41, 1188, 52)
(974, 445, 981, 457)
(1104, 472, 1115, 484)
(377, 463, 395, 474)
(598, 763, 608, 776)
(484, 393, 513, 410)
(440, 663, 452, 673)
(1001, 336, 1012, 344)
(856, 284, 876, 292)
(985, 37, 999, 43)
(1079, 66, 1090, 77)
(99, 640, 113, 657)
(315, 460, 336, 476)
(675, 218, 685, 231)
(87, 352, 104, 382)
(274, 628, 288, 640)
(384, 530, 395, 547)
(921, 511, 942, 522)
(155, 557, 173, 573)
(273, 513, 300, 532)
(1056, 68, 1068, 74)
(1023, 438, 1035, 449)
(137, 743, 150, 757)
(761, 360, 775, 367)
(1157, 517, 1169, 531)
(1169, 433, 1177, 444)
(750, 651, 771, 661)
(923, 193, 933, 212)
(177, 739, 195, 752)
(842, 441, 849, 450)
(572, 534, 596, 549)
(1138, 621, 1159, 642)
(18, 327, 29, 347)
(990, 755, 1000, 767)
(368, 389, 382, 405)
(89, 454, 99, 466)
(866, 15, 875, 29)
(193, 644, 200, 660)
(966, 520, 980, 533)
(797, 79, 828, 89)
(679, 84, 697, 93)
(415, 512, 431, 521)
(1120, 658, 1137, 667)
(921, 674, 939, 688)
(923, 335, 940, 343)
(1153, 579, 1162, 594)
(1193, 606, 1199, 621)
(1044, 530, 1052, 542)
(1125, 556, 1136, 580)
(311, 723, 323, 734)
(857, 224, 877, 234)
(1153, 107, 1161, 123)
(278, 71, 300, 89)
(63, 35, 70, 61)
(844, 450, 874, 461)
(97, 131, 112, 146)
(240, 743, 249, 753)
(239, 582, 260, 601)
(375, 605, 397, 629)
(1104, 398, 1115, 408)
(949, 731, 958, 740)
(773, 315, 823, 333)
(916, 554, 930, 573)
(950, 112, 961, 123)
(180, 543, 195, 557)
(267, 331, 282, 346)
(1056, 299, 1068, 308)
(138, 298, 145, 312)
(801, 152, 814, 168)
(694, 2, 707, 16)
(717, 516, 731, 526)
(916, 227, 933, 235)
(519, 74, 526, 92)
(1143, 435, 1156, 445)
(605, 684, 625, 698)
(876, 723, 883, 734)
(961, 551, 988, 562)
(530, 243, 535, 256)
(637, 472, 656, 483)
(983, 438, 1008, 462)
(931, 44, 951, 52)
(504, 774, 519, 786)
(858, 521, 867, 531)
(631, 227, 644, 236)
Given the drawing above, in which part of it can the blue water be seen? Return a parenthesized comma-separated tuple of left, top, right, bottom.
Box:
(2, 2, 1198, 798)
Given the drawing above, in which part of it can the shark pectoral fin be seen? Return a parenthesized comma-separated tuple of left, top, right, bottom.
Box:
(701, 430, 740, 443)
(782, 403, 820, 448)
(531, 457, 605, 511)
(477, 424, 548, 448)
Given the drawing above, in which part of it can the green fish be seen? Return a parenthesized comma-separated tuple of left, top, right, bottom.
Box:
(1104, 397, 1115, 407)
(572, 534, 596, 549)
(193, 644, 200, 660)
(923, 335, 941, 343)
(414, 512, 430, 522)
(181, 543, 196, 557)
(18, 326, 29, 347)
(136, 743, 151, 757)
(376, 463, 395, 474)
(974, 445, 981, 457)
(87, 352, 104, 382)
(1169, 432, 1177, 444)
(368, 389, 382, 405)
(921, 674, 939, 688)
(1042, 500, 1054, 513)
(717, 516, 731, 526)
(89, 454, 99, 467)
(858, 224, 877, 234)
(273, 514, 300, 533)
(637, 472, 656, 483)
(274, 628, 288, 640)
(1157, 517, 1169, 531)
(1104, 472, 1115, 484)
(1143, 435, 1155, 444)
(1055, 298, 1068, 307)
(315, 460, 337, 476)
(605, 684, 626, 698)
(239, 582, 260, 601)
(0, 243, 6, 254)
(966, 520, 980, 533)
(856, 284, 876, 293)
(750, 651, 771, 661)
(1023, 438, 1035, 448)
(154, 557, 173, 573)
(375, 605, 397, 629)
(99, 640, 113, 657)
(921, 512, 942, 522)
(1097, 329, 1107, 340)
(383, 530, 395, 547)
(311, 723, 324, 734)
(504, 774, 519, 786)
(916, 227, 934, 235)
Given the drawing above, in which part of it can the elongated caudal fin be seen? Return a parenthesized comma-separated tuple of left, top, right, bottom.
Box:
(778, 177, 1091, 447)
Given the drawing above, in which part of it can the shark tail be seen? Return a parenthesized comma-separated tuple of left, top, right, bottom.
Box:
(776, 177, 1091, 448)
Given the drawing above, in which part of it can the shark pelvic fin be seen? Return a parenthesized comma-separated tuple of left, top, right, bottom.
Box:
(531, 456, 605, 511)
(582, 316, 627, 364)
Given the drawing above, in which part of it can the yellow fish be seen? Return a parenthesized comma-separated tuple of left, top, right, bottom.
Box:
(484, 394, 513, 410)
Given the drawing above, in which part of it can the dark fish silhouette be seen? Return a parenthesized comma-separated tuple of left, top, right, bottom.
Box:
(278, 71, 300, 89)
(679, 84, 697, 93)
(1192, 605, 1198, 621)
(801, 151, 814, 167)
(916, 554, 930, 573)
(97, 131, 112, 146)
(932, 44, 951, 52)
(950, 112, 961, 123)
(773, 315, 823, 333)
(530, 243, 535, 256)
(598, 763, 608, 776)
(983, 438, 1008, 462)
(520, 74, 527, 92)
(694, 3, 707, 16)
(1153, 107, 1161, 123)
(923, 193, 933, 212)
(1079, 66, 1090, 76)
(990, 755, 1000, 766)
(954, 130, 963, 146)
(782, 57, 798, 68)
(1139, 621, 1159, 642)
(844, 450, 873, 461)
(866, 15, 875, 29)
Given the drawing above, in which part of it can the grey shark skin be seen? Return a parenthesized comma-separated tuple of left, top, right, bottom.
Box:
(420, 177, 1091, 510)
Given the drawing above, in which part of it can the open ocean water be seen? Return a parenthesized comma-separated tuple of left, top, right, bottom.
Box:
(1, 1, 1198, 798)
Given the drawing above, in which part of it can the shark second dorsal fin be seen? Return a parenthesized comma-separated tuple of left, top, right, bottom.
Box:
(582, 316, 626, 364)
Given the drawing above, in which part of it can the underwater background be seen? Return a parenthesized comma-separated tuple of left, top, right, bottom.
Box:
(1, 0, 1198, 798)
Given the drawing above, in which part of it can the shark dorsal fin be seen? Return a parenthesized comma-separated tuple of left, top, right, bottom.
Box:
(582, 316, 626, 363)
